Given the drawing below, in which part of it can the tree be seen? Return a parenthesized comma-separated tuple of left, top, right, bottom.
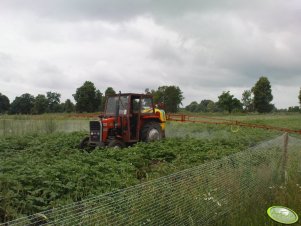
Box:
(199, 100, 215, 112)
(207, 101, 217, 112)
(101, 87, 116, 111)
(33, 94, 49, 114)
(185, 99, 215, 112)
(185, 101, 199, 112)
(0, 93, 10, 113)
(105, 87, 116, 97)
(95, 90, 102, 111)
(73, 81, 102, 112)
(299, 88, 301, 107)
(145, 88, 151, 95)
(241, 90, 253, 112)
(64, 99, 75, 113)
(252, 76, 273, 113)
(153, 86, 184, 113)
(288, 106, 300, 112)
(10, 93, 35, 114)
(217, 91, 242, 113)
(46, 92, 61, 113)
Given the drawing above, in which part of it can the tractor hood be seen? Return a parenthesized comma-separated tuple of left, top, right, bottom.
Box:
(101, 117, 115, 128)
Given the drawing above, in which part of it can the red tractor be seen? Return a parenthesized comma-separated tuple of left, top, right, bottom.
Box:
(80, 93, 166, 149)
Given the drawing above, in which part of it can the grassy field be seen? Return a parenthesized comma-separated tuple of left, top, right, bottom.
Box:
(0, 113, 301, 224)
(1, 112, 300, 136)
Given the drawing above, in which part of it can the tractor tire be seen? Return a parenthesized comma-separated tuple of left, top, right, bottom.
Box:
(108, 139, 126, 149)
(141, 122, 162, 142)
(79, 136, 89, 149)
(79, 136, 94, 152)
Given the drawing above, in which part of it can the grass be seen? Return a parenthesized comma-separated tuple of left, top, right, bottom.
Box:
(1, 112, 301, 137)
(0, 119, 88, 136)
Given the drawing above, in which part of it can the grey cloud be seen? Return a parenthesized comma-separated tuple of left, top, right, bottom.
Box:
(162, 10, 301, 88)
(0, 52, 19, 82)
(30, 62, 72, 90)
(0, 0, 301, 108)
(149, 41, 184, 65)
(0, 0, 149, 21)
(0, 52, 13, 66)
(0, 0, 289, 22)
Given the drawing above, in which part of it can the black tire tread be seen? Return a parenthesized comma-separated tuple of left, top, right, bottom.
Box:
(108, 139, 126, 148)
(141, 121, 162, 142)
(79, 136, 89, 149)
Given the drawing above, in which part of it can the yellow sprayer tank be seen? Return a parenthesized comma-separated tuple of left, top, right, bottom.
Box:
(155, 108, 166, 131)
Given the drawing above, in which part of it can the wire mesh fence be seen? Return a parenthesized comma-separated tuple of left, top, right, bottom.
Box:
(2, 134, 301, 226)
(0, 119, 88, 136)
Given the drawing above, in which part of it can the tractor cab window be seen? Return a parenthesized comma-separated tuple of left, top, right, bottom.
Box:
(105, 96, 129, 116)
(132, 98, 140, 113)
(141, 98, 153, 114)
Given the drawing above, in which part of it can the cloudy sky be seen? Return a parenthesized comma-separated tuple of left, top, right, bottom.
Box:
(0, 0, 300, 108)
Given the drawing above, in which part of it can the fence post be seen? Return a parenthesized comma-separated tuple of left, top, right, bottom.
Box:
(282, 132, 289, 185)
(181, 114, 185, 122)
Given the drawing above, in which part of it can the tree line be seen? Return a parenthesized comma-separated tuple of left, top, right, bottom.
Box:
(1, 77, 300, 114)
(0, 92, 74, 115)
(0, 81, 184, 114)
(186, 76, 301, 113)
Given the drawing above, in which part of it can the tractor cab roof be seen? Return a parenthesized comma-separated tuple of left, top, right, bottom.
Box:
(104, 93, 155, 116)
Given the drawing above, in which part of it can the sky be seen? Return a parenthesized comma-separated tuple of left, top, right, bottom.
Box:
(0, 0, 300, 109)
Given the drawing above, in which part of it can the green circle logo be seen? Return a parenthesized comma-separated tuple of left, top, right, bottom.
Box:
(267, 206, 299, 224)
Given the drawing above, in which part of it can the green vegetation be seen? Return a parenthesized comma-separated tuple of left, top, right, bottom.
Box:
(10, 93, 35, 114)
(73, 81, 103, 113)
(150, 85, 184, 113)
(0, 122, 278, 222)
(33, 94, 49, 114)
(46, 92, 62, 113)
(0, 114, 301, 224)
(1, 78, 300, 115)
(186, 76, 301, 113)
(2, 112, 301, 137)
(0, 118, 88, 136)
(0, 93, 10, 114)
(217, 91, 242, 113)
(241, 89, 253, 112)
(0, 83, 184, 115)
(252, 76, 274, 113)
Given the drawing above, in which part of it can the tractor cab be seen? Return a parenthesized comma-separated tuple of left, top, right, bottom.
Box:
(80, 93, 166, 149)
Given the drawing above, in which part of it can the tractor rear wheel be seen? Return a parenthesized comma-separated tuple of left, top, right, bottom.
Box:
(108, 139, 126, 149)
(141, 122, 162, 142)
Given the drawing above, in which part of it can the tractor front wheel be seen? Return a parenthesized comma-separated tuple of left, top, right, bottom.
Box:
(79, 136, 89, 149)
(141, 122, 162, 142)
(79, 136, 95, 152)
(108, 139, 126, 149)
